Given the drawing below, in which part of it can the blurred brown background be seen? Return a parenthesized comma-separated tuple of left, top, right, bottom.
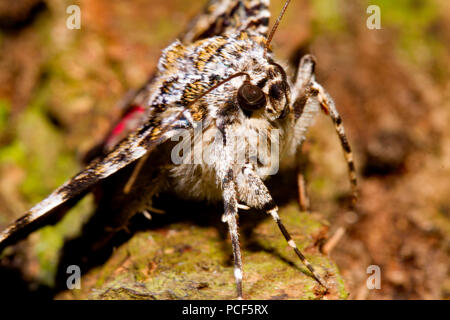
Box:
(0, 0, 448, 299)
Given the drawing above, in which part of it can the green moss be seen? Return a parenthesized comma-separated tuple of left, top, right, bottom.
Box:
(60, 202, 349, 300)
(35, 226, 65, 286)
(311, 0, 347, 35)
(374, 0, 445, 73)
(0, 140, 27, 167)
(1, 83, 91, 286)
(16, 107, 75, 201)
(377, 0, 438, 35)
(335, 271, 349, 299)
(0, 99, 10, 131)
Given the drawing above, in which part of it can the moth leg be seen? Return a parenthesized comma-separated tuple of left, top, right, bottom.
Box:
(291, 55, 316, 211)
(293, 54, 358, 205)
(221, 168, 244, 299)
(292, 54, 316, 115)
(310, 80, 358, 204)
(238, 165, 328, 288)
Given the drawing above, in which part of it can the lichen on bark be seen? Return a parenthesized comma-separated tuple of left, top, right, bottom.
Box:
(56, 203, 348, 300)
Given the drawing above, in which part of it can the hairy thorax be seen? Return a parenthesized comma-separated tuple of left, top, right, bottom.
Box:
(138, 32, 296, 203)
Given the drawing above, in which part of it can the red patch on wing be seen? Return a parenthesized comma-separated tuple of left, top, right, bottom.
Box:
(106, 105, 145, 148)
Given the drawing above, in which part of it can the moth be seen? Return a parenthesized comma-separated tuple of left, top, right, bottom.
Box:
(0, 0, 357, 299)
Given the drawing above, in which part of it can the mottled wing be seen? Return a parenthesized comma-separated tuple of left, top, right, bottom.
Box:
(180, 0, 271, 43)
(0, 110, 184, 252)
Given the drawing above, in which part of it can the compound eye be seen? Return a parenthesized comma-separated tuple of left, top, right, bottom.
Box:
(237, 82, 267, 112)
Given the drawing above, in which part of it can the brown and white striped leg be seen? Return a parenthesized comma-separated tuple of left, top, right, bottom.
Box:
(268, 207, 327, 288)
(292, 54, 358, 206)
(311, 81, 358, 205)
(239, 165, 327, 288)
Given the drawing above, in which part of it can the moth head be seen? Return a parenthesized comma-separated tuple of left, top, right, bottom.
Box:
(234, 61, 290, 121)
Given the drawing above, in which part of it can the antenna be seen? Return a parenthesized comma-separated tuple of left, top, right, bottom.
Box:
(264, 0, 292, 56)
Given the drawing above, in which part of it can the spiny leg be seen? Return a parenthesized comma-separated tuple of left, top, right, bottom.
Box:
(239, 165, 328, 288)
(268, 207, 327, 288)
(221, 168, 244, 299)
(291, 55, 317, 211)
(310, 80, 358, 205)
(292, 54, 316, 116)
(293, 54, 358, 206)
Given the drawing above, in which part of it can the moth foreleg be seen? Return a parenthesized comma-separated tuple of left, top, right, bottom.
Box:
(292, 54, 358, 206)
(238, 164, 328, 288)
(292, 54, 316, 118)
(221, 167, 243, 299)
